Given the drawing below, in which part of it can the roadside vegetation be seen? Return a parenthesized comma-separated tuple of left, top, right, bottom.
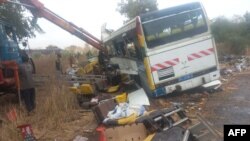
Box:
(0, 54, 95, 141)
(211, 12, 250, 55)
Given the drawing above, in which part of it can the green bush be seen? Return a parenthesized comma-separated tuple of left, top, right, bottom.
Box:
(211, 13, 250, 55)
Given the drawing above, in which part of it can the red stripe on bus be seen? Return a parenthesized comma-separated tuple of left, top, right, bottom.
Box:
(151, 58, 179, 72)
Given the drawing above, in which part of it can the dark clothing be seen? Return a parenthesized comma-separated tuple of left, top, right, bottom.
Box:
(21, 88, 35, 112)
(55, 58, 63, 81)
(55, 58, 62, 72)
(98, 51, 106, 66)
(19, 63, 34, 90)
(19, 63, 36, 112)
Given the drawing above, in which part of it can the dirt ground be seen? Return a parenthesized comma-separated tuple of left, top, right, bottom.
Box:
(151, 70, 250, 133)
(202, 72, 250, 131)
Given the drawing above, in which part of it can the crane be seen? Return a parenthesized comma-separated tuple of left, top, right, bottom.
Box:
(0, 0, 103, 50)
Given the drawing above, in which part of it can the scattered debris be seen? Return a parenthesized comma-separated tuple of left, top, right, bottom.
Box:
(103, 103, 146, 125)
(202, 80, 222, 93)
(96, 123, 147, 141)
(73, 135, 88, 141)
(220, 55, 250, 78)
(189, 114, 223, 141)
(17, 124, 36, 141)
(6, 107, 17, 122)
(127, 88, 150, 106)
(220, 68, 233, 76)
(92, 98, 117, 123)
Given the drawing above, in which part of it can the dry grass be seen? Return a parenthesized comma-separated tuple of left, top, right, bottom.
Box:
(0, 54, 94, 141)
(34, 55, 55, 75)
(34, 55, 68, 75)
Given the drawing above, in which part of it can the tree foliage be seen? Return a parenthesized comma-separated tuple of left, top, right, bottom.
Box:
(117, 0, 158, 21)
(0, 0, 43, 40)
(211, 12, 250, 54)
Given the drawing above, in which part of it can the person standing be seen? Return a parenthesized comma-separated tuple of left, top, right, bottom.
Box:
(55, 52, 63, 79)
(55, 53, 62, 73)
(19, 56, 36, 113)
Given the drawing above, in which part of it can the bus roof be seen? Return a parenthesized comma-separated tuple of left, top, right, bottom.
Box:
(103, 18, 137, 42)
(103, 2, 202, 43)
(140, 2, 202, 23)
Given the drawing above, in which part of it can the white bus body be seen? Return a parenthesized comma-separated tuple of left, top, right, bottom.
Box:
(103, 2, 220, 97)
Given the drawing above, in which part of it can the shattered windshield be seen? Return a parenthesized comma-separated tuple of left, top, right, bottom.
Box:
(142, 6, 208, 49)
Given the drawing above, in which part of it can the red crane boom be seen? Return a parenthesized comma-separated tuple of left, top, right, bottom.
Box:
(1, 0, 103, 50)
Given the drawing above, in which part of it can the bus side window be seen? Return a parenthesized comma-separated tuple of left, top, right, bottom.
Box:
(111, 30, 143, 60)
(125, 38, 143, 61)
(127, 42, 136, 58)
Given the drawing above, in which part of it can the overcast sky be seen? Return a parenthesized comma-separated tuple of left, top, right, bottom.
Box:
(28, 0, 250, 49)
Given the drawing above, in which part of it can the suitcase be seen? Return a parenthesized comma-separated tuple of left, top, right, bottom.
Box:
(92, 98, 117, 123)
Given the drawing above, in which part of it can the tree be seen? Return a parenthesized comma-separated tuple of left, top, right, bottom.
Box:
(0, 0, 43, 40)
(243, 12, 250, 40)
(244, 11, 250, 23)
(65, 45, 85, 54)
(211, 16, 249, 55)
(117, 0, 158, 21)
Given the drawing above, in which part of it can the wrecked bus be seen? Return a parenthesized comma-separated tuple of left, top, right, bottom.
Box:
(103, 2, 220, 97)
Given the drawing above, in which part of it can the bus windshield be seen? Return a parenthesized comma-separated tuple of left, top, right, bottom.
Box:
(141, 3, 208, 48)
